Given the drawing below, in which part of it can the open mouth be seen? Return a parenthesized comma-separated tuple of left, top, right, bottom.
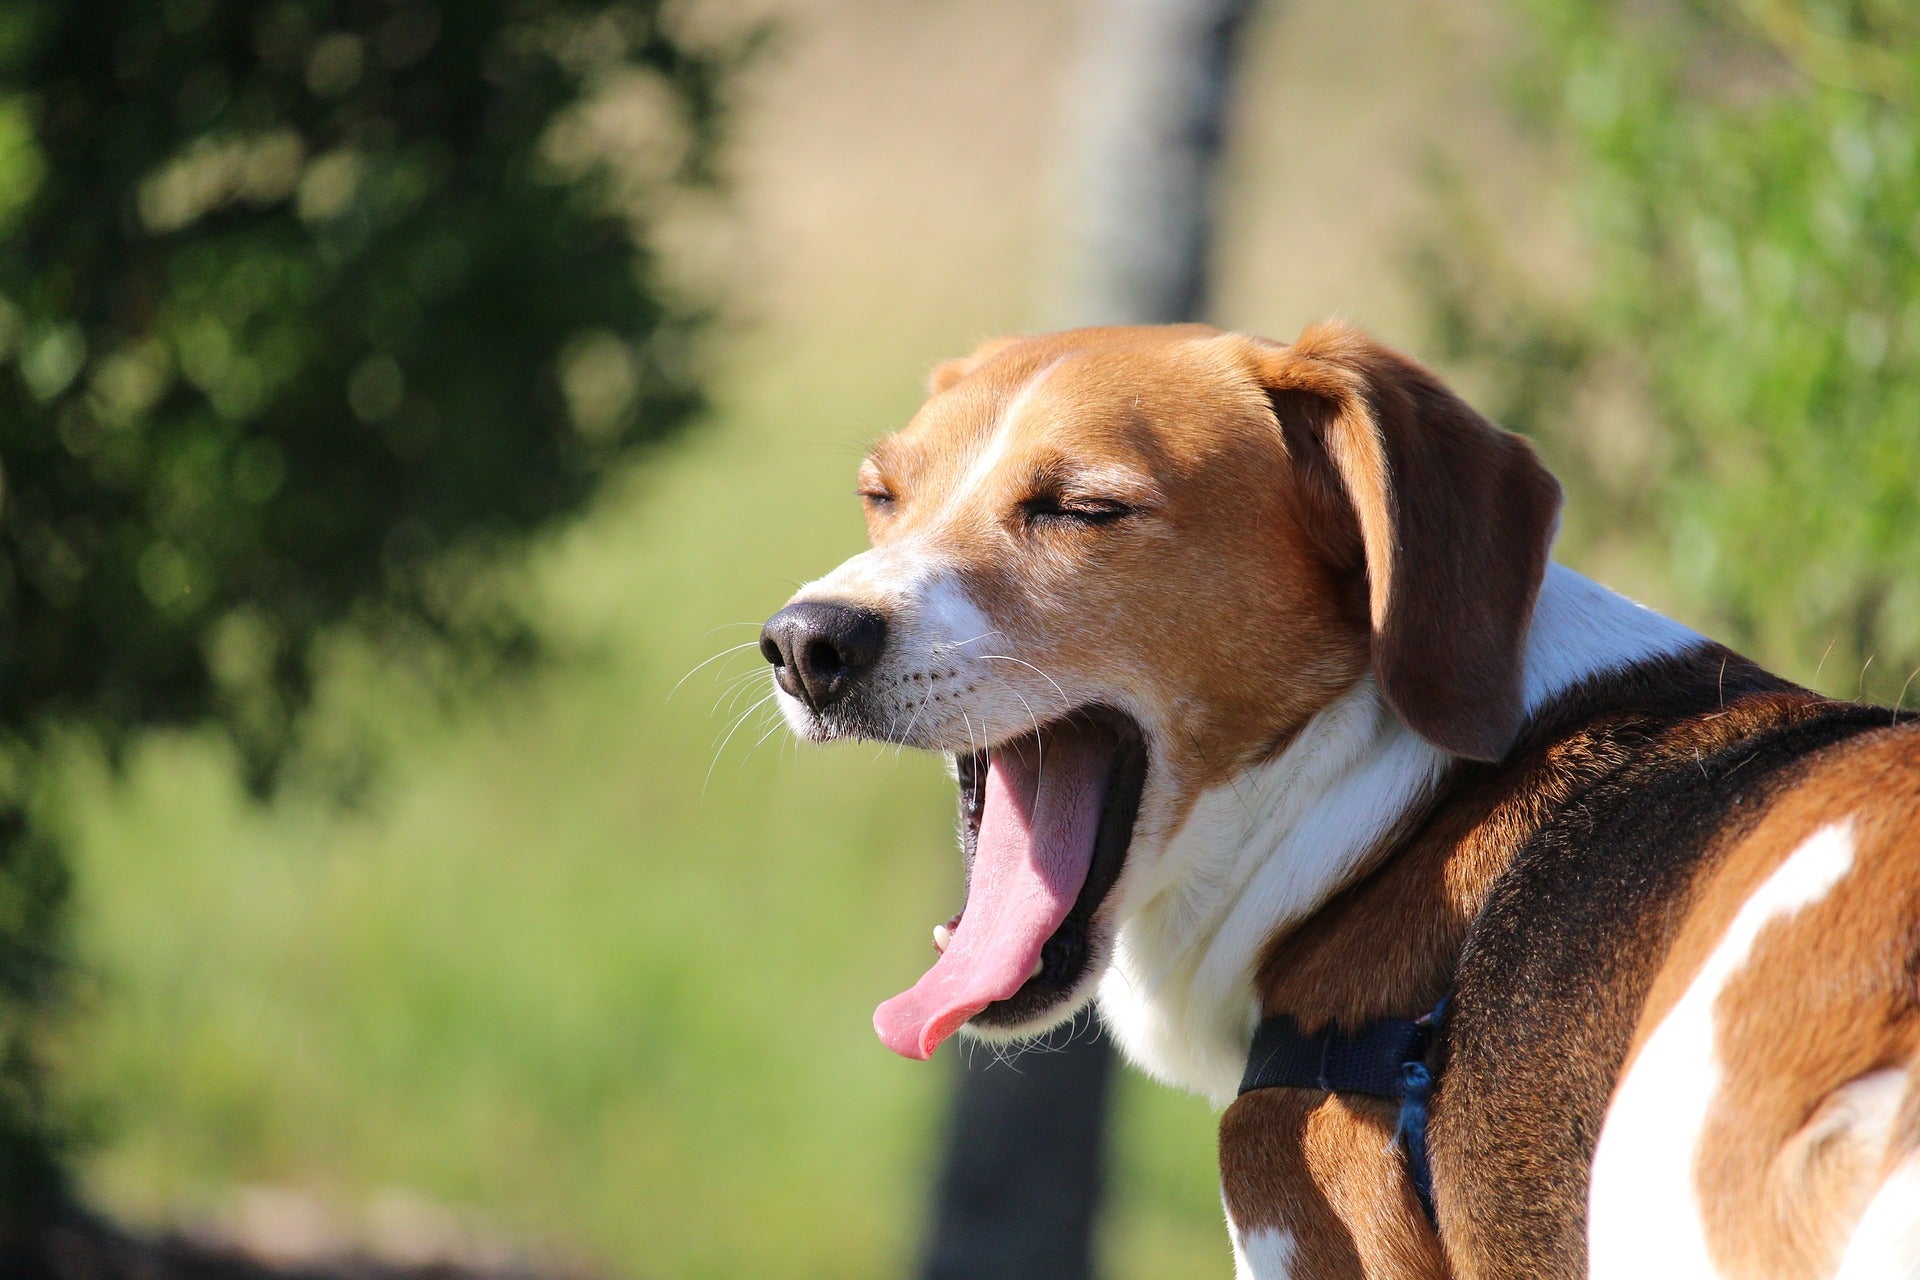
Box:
(872, 708, 1148, 1059)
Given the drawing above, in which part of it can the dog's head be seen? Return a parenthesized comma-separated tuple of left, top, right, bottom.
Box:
(760, 322, 1561, 1058)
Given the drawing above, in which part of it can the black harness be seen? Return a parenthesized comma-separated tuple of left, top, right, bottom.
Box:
(1237, 997, 1448, 1223)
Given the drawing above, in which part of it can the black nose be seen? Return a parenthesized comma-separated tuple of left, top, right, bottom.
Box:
(759, 601, 888, 710)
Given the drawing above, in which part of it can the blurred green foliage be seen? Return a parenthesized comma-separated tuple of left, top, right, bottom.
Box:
(0, 0, 742, 1218)
(1425, 0, 1920, 704)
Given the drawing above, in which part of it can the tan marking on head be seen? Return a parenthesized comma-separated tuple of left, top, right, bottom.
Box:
(927, 335, 1021, 395)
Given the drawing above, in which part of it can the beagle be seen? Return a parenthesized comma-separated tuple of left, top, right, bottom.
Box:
(758, 322, 1920, 1278)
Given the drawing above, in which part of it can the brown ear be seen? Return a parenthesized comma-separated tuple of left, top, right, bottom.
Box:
(1255, 322, 1563, 761)
(928, 336, 1021, 394)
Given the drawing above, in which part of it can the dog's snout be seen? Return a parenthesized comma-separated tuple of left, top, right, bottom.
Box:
(760, 601, 888, 710)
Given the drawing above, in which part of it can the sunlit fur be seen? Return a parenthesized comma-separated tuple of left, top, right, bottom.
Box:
(775, 326, 1370, 1042)
(1098, 564, 1700, 1102)
(1589, 821, 1860, 1276)
(770, 324, 1694, 1067)
(769, 321, 1920, 1275)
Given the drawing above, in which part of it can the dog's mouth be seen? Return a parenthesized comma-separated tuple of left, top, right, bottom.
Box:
(873, 708, 1148, 1059)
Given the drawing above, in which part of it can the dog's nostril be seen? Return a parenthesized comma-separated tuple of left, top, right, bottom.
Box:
(759, 634, 784, 667)
(804, 638, 845, 678)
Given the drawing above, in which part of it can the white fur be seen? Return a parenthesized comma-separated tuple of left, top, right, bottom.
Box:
(943, 355, 1071, 516)
(1098, 564, 1705, 1102)
(1228, 1220, 1299, 1280)
(1836, 1152, 1920, 1279)
(774, 553, 1057, 751)
(1587, 819, 1858, 1279)
(1807, 1068, 1910, 1166)
(772, 359, 1087, 752)
(779, 543, 1707, 1092)
(1521, 563, 1703, 709)
(1100, 676, 1451, 1101)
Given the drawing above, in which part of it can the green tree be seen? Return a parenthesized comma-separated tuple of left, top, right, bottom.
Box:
(1422, 0, 1920, 706)
(0, 0, 741, 1222)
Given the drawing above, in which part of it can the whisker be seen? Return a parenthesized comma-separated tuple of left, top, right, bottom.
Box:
(1013, 690, 1044, 790)
(714, 666, 770, 693)
(975, 654, 1072, 713)
(711, 695, 764, 741)
(706, 692, 777, 797)
(996, 678, 1046, 794)
(748, 715, 788, 755)
(670, 640, 764, 701)
(1892, 666, 1919, 720)
(1813, 634, 1840, 686)
(715, 671, 774, 719)
(897, 697, 926, 757)
(937, 629, 1004, 654)
(735, 704, 792, 768)
(708, 666, 770, 705)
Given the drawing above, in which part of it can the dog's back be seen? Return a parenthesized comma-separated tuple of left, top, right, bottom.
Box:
(1436, 656, 1920, 1277)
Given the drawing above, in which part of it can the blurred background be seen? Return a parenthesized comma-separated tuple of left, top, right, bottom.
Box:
(1, 0, 1916, 1276)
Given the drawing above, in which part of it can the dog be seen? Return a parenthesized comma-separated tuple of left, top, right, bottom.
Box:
(758, 321, 1920, 1278)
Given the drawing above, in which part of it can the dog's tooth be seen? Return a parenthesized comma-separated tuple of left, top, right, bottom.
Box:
(1029, 956, 1044, 980)
(932, 923, 952, 953)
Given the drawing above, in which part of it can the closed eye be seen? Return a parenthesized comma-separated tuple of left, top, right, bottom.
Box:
(1020, 495, 1134, 527)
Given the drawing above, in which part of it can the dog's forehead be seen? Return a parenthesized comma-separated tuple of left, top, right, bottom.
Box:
(885, 328, 1270, 479)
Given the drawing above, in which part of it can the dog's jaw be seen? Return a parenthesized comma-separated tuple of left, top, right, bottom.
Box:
(771, 532, 1705, 1096)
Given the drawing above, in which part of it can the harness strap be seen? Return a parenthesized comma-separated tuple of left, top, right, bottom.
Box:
(1237, 997, 1448, 1224)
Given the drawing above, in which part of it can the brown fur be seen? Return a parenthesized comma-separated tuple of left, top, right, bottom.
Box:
(864, 325, 1371, 814)
(1659, 727, 1920, 1279)
(1222, 1089, 1448, 1278)
(1226, 647, 1894, 1277)
(1254, 329, 1563, 762)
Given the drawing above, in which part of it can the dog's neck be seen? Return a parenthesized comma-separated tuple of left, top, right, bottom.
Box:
(1097, 564, 1704, 1104)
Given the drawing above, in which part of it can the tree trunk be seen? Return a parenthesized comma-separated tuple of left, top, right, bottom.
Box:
(1052, 0, 1259, 327)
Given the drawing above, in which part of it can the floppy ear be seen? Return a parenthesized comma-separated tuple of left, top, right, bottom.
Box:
(1255, 322, 1563, 762)
(928, 336, 1021, 394)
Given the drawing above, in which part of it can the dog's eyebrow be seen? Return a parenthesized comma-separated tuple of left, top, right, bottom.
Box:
(1024, 458, 1164, 508)
(862, 437, 907, 474)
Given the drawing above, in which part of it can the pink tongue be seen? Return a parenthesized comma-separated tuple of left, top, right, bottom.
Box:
(874, 723, 1114, 1060)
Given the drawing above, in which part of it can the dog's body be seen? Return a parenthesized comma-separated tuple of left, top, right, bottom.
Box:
(759, 322, 1920, 1278)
